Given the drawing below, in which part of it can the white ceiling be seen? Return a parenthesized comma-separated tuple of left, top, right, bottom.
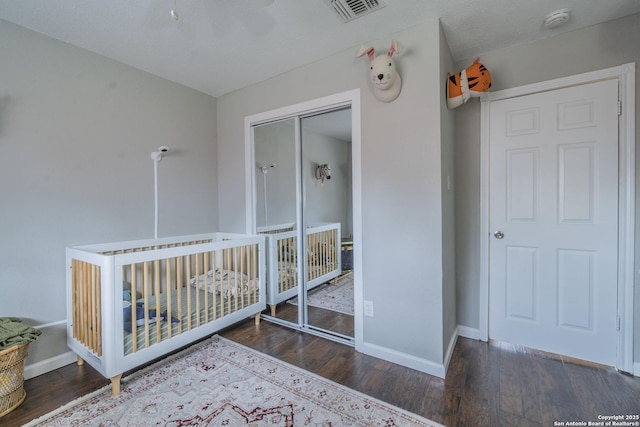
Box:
(1, 0, 639, 98)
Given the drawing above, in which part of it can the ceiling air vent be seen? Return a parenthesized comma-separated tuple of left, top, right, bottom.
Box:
(325, 0, 386, 23)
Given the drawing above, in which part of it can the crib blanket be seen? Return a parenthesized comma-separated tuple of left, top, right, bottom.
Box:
(189, 268, 250, 298)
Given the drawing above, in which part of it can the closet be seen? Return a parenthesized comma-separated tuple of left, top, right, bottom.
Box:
(245, 92, 361, 345)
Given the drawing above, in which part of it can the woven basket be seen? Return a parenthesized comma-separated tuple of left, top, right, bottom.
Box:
(0, 343, 29, 417)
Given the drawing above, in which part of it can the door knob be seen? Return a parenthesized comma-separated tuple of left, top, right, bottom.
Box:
(494, 231, 504, 239)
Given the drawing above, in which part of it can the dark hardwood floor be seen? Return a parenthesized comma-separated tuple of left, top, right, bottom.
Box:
(3, 317, 639, 426)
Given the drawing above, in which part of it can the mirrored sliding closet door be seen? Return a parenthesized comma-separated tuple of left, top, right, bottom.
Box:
(252, 107, 355, 344)
(253, 118, 299, 326)
(300, 109, 354, 339)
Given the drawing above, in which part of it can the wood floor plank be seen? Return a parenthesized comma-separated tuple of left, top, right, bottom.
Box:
(516, 346, 543, 423)
(533, 355, 583, 426)
(498, 343, 526, 418)
(565, 360, 640, 419)
(456, 339, 500, 426)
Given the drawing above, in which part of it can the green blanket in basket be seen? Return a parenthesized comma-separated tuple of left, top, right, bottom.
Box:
(0, 317, 41, 350)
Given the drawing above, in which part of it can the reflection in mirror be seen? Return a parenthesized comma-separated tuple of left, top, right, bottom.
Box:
(253, 119, 299, 325)
(301, 108, 354, 338)
(252, 108, 355, 342)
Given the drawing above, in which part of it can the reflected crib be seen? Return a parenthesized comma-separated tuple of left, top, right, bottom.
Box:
(258, 222, 341, 316)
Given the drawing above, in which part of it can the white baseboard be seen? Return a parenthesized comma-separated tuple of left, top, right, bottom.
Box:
(633, 362, 640, 377)
(443, 328, 458, 373)
(360, 328, 462, 379)
(24, 351, 77, 380)
(457, 325, 482, 341)
(360, 342, 446, 378)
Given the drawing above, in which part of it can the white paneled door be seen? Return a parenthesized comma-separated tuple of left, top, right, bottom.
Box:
(488, 79, 619, 365)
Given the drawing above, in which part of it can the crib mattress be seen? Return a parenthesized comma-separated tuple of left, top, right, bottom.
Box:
(123, 285, 259, 355)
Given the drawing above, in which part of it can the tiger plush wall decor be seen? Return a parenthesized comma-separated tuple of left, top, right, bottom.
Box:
(446, 58, 492, 109)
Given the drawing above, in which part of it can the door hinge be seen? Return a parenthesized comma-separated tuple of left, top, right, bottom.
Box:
(618, 100, 622, 116)
(616, 315, 621, 331)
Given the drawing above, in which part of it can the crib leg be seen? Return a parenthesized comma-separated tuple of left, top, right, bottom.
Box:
(77, 356, 85, 366)
(254, 313, 261, 325)
(269, 304, 276, 317)
(111, 373, 123, 396)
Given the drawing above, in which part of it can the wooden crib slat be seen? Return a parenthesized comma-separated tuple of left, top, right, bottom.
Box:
(225, 248, 231, 315)
(246, 245, 252, 304)
(212, 250, 218, 321)
(96, 266, 102, 356)
(332, 229, 337, 270)
(239, 245, 245, 309)
(325, 230, 330, 275)
(176, 256, 183, 334)
(92, 264, 99, 355)
(154, 260, 161, 343)
(76, 262, 87, 343)
(90, 263, 96, 350)
(233, 247, 238, 310)
(185, 255, 192, 331)
(278, 239, 284, 294)
(319, 230, 325, 277)
(131, 262, 138, 354)
(71, 260, 79, 346)
(252, 244, 258, 303)
(70, 259, 102, 357)
(71, 260, 76, 344)
(282, 238, 288, 294)
(203, 251, 209, 323)
(320, 231, 326, 276)
(79, 262, 86, 347)
(289, 236, 294, 291)
(85, 262, 91, 350)
(307, 232, 313, 281)
(165, 257, 172, 339)
(82, 262, 89, 348)
(253, 241, 261, 325)
(143, 261, 150, 349)
(317, 232, 323, 276)
(195, 253, 201, 327)
(324, 231, 329, 274)
(322, 230, 328, 276)
(79, 261, 86, 348)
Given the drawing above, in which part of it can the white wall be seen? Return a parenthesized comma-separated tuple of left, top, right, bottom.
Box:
(218, 20, 453, 371)
(0, 19, 218, 372)
(454, 13, 639, 364)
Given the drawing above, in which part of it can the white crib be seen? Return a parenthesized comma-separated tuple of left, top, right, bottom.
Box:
(258, 223, 341, 316)
(66, 232, 265, 395)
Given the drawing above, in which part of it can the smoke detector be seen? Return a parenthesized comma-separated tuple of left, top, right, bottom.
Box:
(325, 0, 386, 23)
(543, 8, 571, 29)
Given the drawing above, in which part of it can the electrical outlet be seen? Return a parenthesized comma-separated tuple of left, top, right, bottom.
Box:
(364, 300, 374, 317)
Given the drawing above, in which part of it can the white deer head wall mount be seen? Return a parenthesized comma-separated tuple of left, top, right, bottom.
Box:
(357, 40, 403, 102)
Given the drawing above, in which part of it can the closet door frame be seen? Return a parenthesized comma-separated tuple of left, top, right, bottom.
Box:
(244, 89, 363, 349)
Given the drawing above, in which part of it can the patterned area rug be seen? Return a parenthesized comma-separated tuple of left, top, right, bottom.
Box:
(26, 336, 441, 426)
(290, 272, 354, 315)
